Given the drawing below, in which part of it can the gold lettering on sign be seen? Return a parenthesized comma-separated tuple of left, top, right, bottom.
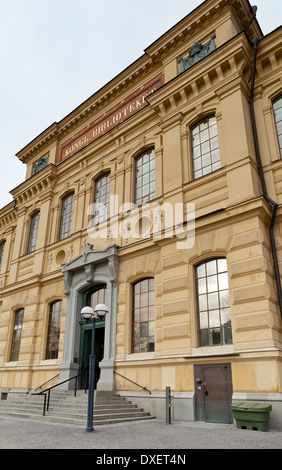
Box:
(58, 74, 164, 163)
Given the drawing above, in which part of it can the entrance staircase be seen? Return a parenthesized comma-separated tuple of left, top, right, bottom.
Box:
(0, 390, 154, 427)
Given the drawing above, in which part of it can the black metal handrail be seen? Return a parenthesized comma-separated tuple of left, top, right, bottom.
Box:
(113, 370, 151, 395)
(34, 374, 60, 393)
(32, 370, 88, 416)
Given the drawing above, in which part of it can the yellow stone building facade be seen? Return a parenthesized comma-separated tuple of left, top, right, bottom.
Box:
(1, 0, 282, 427)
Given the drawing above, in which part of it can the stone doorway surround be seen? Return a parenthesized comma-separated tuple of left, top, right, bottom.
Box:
(59, 244, 119, 392)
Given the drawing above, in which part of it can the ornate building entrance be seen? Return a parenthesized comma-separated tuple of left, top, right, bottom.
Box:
(59, 244, 119, 392)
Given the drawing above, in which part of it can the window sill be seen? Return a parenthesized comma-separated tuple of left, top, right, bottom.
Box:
(124, 352, 155, 361)
(187, 344, 236, 358)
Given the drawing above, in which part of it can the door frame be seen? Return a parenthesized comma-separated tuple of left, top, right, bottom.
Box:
(78, 286, 106, 389)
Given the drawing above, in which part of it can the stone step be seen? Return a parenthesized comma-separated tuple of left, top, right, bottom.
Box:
(0, 391, 155, 427)
(47, 409, 149, 421)
(0, 408, 153, 427)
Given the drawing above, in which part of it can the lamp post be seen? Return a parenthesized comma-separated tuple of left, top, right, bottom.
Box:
(80, 303, 109, 433)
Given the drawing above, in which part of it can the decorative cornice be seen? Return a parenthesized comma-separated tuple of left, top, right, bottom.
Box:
(15, 0, 261, 164)
(9, 164, 57, 210)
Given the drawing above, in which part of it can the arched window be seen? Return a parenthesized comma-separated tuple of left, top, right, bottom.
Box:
(196, 259, 232, 347)
(86, 286, 107, 310)
(45, 301, 62, 359)
(135, 149, 155, 206)
(27, 212, 39, 253)
(132, 278, 155, 353)
(93, 173, 110, 224)
(9, 308, 24, 362)
(191, 116, 220, 179)
(0, 241, 5, 272)
(59, 193, 74, 240)
(273, 96, 282, 157)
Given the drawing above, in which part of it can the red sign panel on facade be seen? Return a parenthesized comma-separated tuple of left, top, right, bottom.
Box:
(57, 74, 164, 163)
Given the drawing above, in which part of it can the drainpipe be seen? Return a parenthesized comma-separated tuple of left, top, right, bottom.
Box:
(249, 37, 282, 318)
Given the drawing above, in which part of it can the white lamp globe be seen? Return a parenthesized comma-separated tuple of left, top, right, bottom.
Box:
(94, 304, 109, 318)
(81, 306, 95, 321)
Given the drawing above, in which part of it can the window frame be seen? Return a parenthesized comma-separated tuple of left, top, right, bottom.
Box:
(27, 211, 40, 253)
(9, 308, 24, 362)
(191, 115, 221, 180)
(135, 149, 156, 206)
(0, 241, 6, 273)
(132, 278, 155, 353)
(93, 173, 111, 224)
(45, 300, 62, 360)
(195, 258, 232, 347)
(273, 95, 282, 158)
(59, 192, 74, 241)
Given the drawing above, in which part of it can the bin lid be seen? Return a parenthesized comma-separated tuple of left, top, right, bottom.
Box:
(231, 402, 272, 412)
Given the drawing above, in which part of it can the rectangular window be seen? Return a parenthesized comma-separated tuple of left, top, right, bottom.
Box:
(27, 212, 39, 253)
(59, 193, 74, 240)
(132, 278, 155, 353)
(135, 149, 155, 206)
(273, 96, 282, 157)
(45, 301, 62, 360)
(9, 309, 24, 362)
(196, 259, 232, 347)
(94, 173, 110, 224)
(0, 241, 5, 272)
(192, 116, 221, 179)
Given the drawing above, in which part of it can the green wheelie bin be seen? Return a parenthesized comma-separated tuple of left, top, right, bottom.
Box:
(230, 402, 272, 432)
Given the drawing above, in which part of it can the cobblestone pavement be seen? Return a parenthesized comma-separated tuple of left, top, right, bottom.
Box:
(0, 416, 281, 450)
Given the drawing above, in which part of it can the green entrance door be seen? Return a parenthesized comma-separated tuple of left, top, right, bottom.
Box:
(79, 286, 106, 390)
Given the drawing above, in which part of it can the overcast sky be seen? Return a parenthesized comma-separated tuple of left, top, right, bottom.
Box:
(0, 0, 281, 208)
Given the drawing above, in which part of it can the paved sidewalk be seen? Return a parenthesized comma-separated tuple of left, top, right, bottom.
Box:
(0, 416, 281, 450)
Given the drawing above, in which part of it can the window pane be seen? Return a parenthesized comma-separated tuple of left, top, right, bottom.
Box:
(222, 326, 233, 345)
(217, 258, 227, 273)
(199, 329, 209, 347)
(203, 165, 212, 175)
(140, 307, 148, 322)
(207, 275, 218, 292)
(207, 260, 217, 276)
(210, 328, 221, 345)
(194, 169, 202, 179)
(140, 322, 148, 337)
(149, 306, 154, 320)
(198, 294, 207, 311)
(209, 310, 220, 328)
(219, 290, 230, 308)
(197, 278, 207, 294)
(212, 148, 220, 163)
(208, 292, 219, 309)
(192, 116, 220, 179)
(149, 321, 155, 336)
(148, 337, 155, 352)
(199, 311, 208, 329)
(221, 308, 231, 326)
(196, 263, 206, 278)
(218, 272, 229, 290)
